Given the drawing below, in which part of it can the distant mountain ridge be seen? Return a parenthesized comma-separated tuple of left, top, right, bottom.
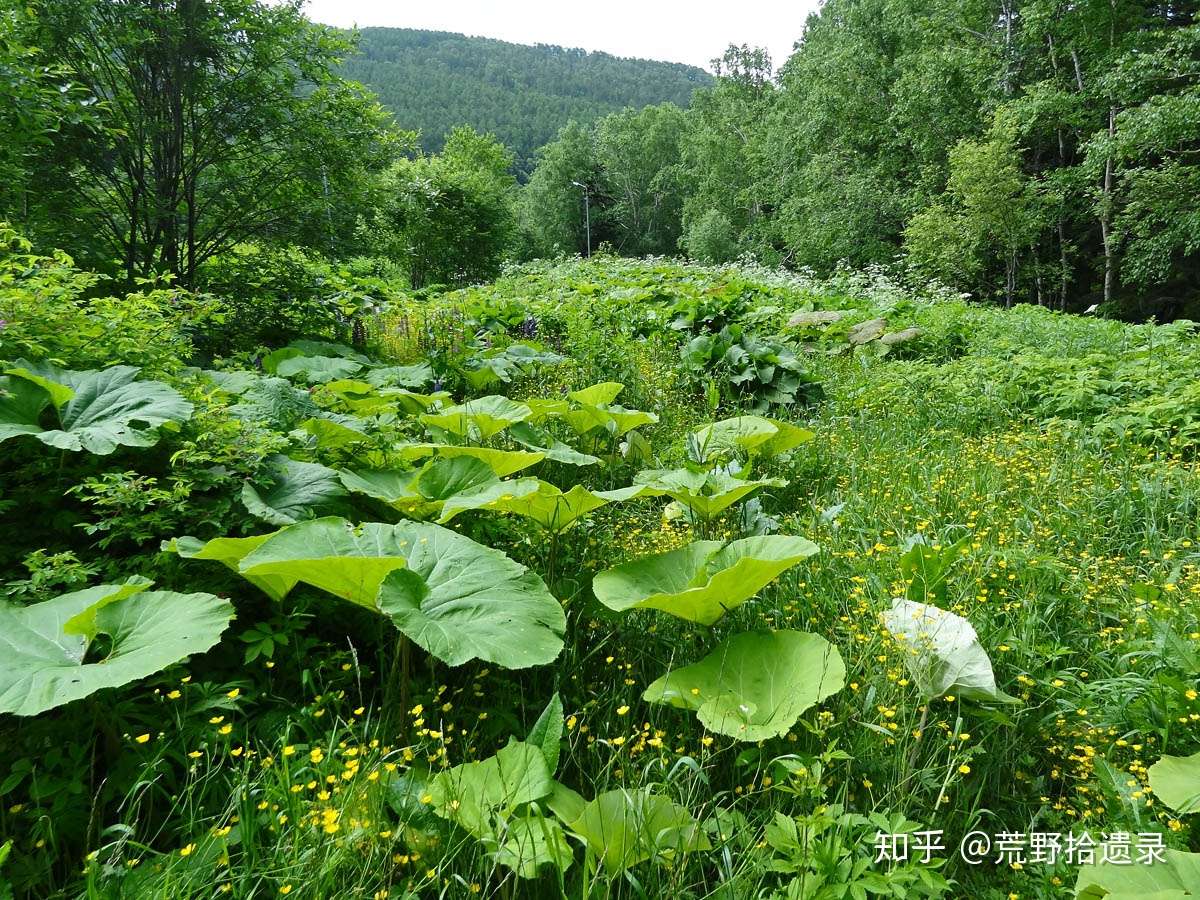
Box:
(340, 28, 714, 174)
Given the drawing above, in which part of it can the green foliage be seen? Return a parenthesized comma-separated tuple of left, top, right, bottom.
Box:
(593, 535, 817, 625)
(369, 127, 518, 289)
(0, 579, 233, 715)
(21, 0, 399, 282)
(568, 789, 709, 874)
(0, 361, 193, 454)
(0, 225, 213, 374)
(1149, 751, 1200, 816)
(683, 208, 739, 264)
(680, 326, 821, 412)
(196, 244, 400, 353)
(8, 223, 1200, 900)
(643, 630, 845, 741)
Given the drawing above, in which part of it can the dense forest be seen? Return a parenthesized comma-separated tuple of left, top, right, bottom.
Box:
(339, 28, 713, 174)
(3, 1, 1200, 898)
(523, 3, 1200, 316)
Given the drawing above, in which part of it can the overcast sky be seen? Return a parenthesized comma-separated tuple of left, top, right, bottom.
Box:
(300, 1, 822, 71)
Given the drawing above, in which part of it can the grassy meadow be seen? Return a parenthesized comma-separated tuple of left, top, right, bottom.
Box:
(2, 255, 1199, 900)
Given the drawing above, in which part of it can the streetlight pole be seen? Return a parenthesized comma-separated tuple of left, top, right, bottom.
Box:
(571, 180, 591, 258)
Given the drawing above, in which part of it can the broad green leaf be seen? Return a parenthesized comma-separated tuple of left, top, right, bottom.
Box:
(261, 347, 305, 374)
(431, 477, 543, 522)
(439, 480, 656, 532)
(238, 518, 414, 607)
(376, 523, 565, 667)
(297, 415, 371, 449)
(391, 442, 546, 477)
(321, 379, 393, 415)
(2, 363, 192, 455)
(527, 693, 565, 774)
(634, 468, 783, 519)
(227, 376, 319, 430)
(882, 599, 1019, 703)
(491, 815, 574, 879)
(1075, 844, 1200, 899)
(414, 456, 499, 501)
(568, 382, 624, 406)
(509, 422, 600, 467)
(0, 375, 49, 442)
(525, 398, 570, 423)
(1149, 751, 1200, 815)
(340, 457, 528, 520)
(383, 389, 452, 415)
(366, 363, 433, 389)
(545, 781, 586, 824)
(593, 535, 818, 625)
(274, 354, 364, 384)
(164, 533, 293, 601)
(691, 416, 814, 460)
(642, 630, 845, 741)
(421, 396, 532, 440)
(287, 339, 370, 362)
(0, 584, 233, 716)
(566, 789, 710, 873)
(562, 404, 658, 438)
(200, 369, 258, 395)
(428, 741, 553, 837)
(241, 455, 347, 526)
(338, 468, 426, 514)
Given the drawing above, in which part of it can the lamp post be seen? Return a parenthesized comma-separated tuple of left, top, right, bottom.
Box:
(571, 180, 591, 258)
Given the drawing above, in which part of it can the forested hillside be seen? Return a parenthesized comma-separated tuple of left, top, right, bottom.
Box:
(340, 28, 713, 173)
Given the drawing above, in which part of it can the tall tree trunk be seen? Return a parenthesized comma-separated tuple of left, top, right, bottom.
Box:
(1100, 106, 1117, 306)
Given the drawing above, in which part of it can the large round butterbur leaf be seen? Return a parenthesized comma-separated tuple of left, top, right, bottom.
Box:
(643, 630, 845, 741)
(338, 468, 427, 514)
(566, 789, 709, 873)
(241, 455, 348, 526)
(382, 388, 453, 416)
(882, 599, 1019, 703)
(238, 518, 414, 608)
(416, 456, 500, 501)
(425, 740, 569, 878)
(1149, 751, 1200, 815)
(508, 422, 600, 467)
(365, 363, 433, 389)
(274, 354, 364, 384)
(164, 533, 293, 601)
(0, 374, 50, 442)
(1, 362, 192, 454)
(1075, 842, 1200, 899)
(420, 395, 532, 440)
(562, 404, 658, 438)
(428, 741, 553, 837)
(376, 523, 565, 668)
(634, 467, 783, 519)
(439, 480, 656, 533)
(593, 535, 818, 625)
(340, 457, 536, 520)
(296, 414, 371, 450)
(567, 382, 625, 406)
(691, 415, 815, 461)
(0, 582, 233, 716)
(391, 442, 546, 477)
